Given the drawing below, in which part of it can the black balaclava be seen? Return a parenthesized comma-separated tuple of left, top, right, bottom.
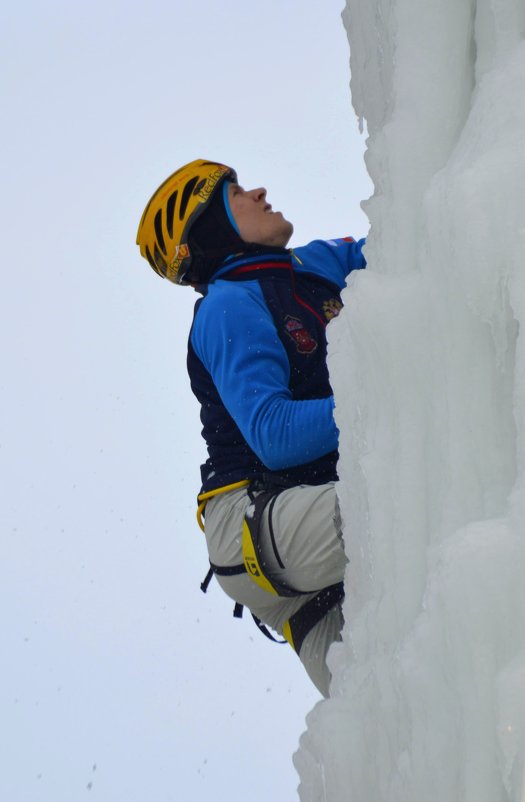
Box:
(187, 180, 246, 283)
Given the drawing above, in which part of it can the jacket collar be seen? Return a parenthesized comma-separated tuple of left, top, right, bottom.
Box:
(210, 247, 292, 282)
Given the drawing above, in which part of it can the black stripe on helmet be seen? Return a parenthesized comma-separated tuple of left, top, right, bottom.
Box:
(153, 244, 167, 274)
(145, 246, 158, 273)
(179, 176, 199, 221)
(154, 210, 167, 255)
(166, 191, 178, 238)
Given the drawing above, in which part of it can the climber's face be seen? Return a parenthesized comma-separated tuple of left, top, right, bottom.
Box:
(228, 183, 294, 247)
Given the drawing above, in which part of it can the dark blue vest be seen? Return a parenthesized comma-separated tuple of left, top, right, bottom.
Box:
(188, 254, 344, 493)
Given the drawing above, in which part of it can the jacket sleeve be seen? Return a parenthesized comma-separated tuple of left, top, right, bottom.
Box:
(292, 236, 366, 288)
(191, 282, 338, 470)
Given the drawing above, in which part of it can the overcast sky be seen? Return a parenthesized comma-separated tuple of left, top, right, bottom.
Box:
(0, 2, 371, 800)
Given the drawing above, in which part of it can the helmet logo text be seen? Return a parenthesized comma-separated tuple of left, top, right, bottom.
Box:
(196, 166, 229, 203)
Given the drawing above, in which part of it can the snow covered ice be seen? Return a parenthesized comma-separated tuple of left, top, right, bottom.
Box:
(295, 1, 525, 800)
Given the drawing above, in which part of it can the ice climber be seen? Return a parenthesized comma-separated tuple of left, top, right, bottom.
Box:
(136, 159, 366, 696)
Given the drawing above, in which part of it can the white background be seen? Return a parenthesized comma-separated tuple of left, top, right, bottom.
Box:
(0, 2, 371, 800)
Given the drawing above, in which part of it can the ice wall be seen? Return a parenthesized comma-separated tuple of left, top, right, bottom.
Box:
(295, 2, 525, 800)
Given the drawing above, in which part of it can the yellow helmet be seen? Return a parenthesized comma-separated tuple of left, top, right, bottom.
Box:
(136, 159, 237, 284)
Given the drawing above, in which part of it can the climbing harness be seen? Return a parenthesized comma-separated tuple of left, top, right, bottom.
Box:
(197, 478, 344, 654)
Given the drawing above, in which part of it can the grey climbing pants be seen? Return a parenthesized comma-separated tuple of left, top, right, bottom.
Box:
(203, 482, 347, 697)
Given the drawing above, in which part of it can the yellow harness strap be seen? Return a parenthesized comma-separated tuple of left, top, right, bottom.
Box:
(241, 519, 280, 596)
(196, 479, 251, 532)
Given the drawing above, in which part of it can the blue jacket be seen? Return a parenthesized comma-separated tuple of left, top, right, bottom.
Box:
(188, 237, 366, 493)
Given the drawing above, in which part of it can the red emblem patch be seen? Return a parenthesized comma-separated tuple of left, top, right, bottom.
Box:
(284, 316, 317, 354)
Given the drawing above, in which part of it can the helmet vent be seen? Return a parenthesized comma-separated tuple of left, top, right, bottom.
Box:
(194, 179, 206, 195)
(166, 191, 178, 238)
(153, 245, 167, 274)
(154, 210, 167, 255)
(145, 246, 158, 273)
(179, 176, 199, 220)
